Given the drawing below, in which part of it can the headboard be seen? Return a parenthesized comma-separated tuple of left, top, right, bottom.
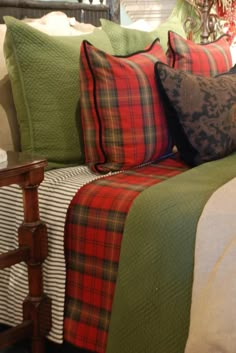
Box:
(0, 0, 119, 26)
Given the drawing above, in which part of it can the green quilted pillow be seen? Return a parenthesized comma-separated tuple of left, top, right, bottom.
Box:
(101, 14, 186, 55)
(4, 16, 113, 169)
(100, 19, 159, 55)
(156, 14, 186, 52)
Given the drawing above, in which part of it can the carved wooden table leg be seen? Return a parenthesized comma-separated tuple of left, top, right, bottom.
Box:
(18, 171, 51, 353)
(0, 152, 51, 353)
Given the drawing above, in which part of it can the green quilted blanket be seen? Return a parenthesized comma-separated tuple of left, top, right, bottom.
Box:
(106, 152, 236, 353)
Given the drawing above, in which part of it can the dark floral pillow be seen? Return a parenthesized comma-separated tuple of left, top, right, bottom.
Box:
(155, 62, 236, 166)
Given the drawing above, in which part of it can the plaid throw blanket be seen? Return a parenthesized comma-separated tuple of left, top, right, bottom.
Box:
(64, 155, 188, 353)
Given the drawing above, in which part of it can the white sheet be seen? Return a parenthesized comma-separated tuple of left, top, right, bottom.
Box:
(185, 177, 236, 353)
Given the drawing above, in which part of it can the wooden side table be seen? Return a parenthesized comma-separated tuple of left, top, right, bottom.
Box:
(0, 151, 51, 353)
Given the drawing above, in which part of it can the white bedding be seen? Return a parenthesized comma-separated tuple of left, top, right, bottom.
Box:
(0, 165, 106, 343)
(185, 177, 236, 353)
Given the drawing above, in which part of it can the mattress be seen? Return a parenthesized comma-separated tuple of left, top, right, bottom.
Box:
(0, 164, 106, 343)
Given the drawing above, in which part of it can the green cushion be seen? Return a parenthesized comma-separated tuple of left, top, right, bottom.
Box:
(4, 16, 114, 169)
(101, 15, 186, 55)
(156, 14, 187, 52)
(100, 19, 160, 55)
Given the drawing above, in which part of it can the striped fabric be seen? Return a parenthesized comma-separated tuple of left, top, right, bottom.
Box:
(167, 31, 232, 76)
(64, 155, 188, 353)
(80, 39, 172, 173)
(0, 165, 107, 343)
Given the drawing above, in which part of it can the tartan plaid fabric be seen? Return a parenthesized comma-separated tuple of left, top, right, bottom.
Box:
(167, 31, 232, 76)
(64, 155, 188, 353)
(80, 39, 172, 173)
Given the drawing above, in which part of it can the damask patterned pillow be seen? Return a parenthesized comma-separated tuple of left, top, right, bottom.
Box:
(80, 39, 172, 173)
(167, 31, 232, 76)
(155, 62, 236, 166)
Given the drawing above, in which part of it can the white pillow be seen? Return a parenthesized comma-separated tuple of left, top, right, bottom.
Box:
(0, 24, 18, 151)
(23, 11, 95, 35)
(122, 19, 153, 32)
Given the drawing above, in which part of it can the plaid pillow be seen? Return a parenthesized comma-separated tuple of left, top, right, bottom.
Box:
(167, 31, 232, 76)
(80, 39, 172, 173)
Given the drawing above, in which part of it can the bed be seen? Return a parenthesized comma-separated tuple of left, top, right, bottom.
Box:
(0, 0, 236, 353)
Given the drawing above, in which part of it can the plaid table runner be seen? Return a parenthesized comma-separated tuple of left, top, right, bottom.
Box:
(64, 155, 188, 353)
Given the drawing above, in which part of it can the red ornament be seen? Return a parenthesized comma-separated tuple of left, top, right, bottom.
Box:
(216, 1, 236, 44)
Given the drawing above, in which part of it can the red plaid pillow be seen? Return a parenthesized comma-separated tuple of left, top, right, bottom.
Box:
(80, 39, 172, 173)
(167, 31, 232, 76)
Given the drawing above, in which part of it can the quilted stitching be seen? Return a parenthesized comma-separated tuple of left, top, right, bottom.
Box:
(100, 18, 160, 56)
(4, 16, 113, 169)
